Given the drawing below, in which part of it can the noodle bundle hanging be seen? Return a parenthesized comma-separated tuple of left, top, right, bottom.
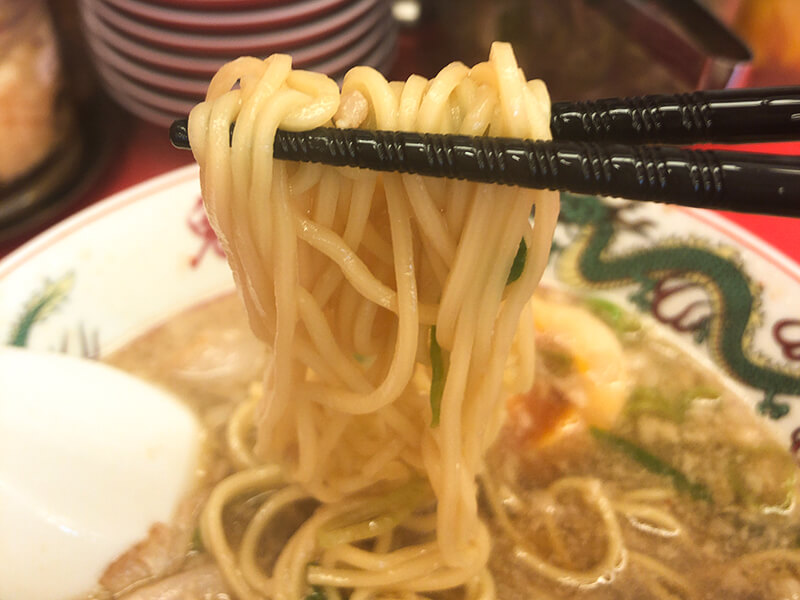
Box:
(187, 43, 559, 599)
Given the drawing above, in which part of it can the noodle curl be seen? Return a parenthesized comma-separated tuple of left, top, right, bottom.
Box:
(188, 43, 559, 599)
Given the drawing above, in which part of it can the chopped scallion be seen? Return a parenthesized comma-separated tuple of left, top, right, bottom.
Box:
(590, 427, 712, 503)
(191, 527, 203, 552)
(584, 297, 640, 334)
(316, 480, 428, 548)
(430, 326, 447, 427)
(625, 385, 718, 423)
(539, 347, 574, 377)
(305, 585, 327, 600)
(728, 446, 797, 511)
(506, 239, 527, 285)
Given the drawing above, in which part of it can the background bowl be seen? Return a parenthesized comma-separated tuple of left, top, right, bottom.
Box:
(78, 0, 397, 125)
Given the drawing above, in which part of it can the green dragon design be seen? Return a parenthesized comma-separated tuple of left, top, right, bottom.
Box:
(554, 193, 800, 419)
(7, 273, 75, 347)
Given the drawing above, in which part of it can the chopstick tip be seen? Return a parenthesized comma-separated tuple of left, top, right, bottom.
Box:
(170, 118, 190, 150)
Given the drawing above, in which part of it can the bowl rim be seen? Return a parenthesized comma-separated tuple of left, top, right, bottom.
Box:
(2, 164, 799, 442)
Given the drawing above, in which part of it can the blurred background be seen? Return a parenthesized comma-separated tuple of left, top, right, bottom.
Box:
(1, 0, 798, 250)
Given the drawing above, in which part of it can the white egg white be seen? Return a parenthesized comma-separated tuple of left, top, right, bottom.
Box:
(0, 348, 200, 600)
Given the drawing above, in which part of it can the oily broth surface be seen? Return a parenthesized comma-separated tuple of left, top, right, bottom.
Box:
(489, 290, 800, 599)
(105, 291, 800, 599)
(106, 294, 263, 410)
(105, 294, 315, 583)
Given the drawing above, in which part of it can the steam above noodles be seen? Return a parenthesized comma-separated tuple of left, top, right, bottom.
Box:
(187, 43, 559, 599)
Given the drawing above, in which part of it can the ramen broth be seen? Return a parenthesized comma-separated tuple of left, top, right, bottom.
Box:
(104, 290, 800, 599)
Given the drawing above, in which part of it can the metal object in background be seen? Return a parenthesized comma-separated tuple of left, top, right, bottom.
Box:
(586, 0, 750, 90)
(430, 0, 751, 101)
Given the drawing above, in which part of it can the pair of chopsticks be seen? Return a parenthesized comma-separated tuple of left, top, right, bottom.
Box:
(169, 87, 800, 217)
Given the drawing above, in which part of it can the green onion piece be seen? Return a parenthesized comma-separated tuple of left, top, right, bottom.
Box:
(317, 480, 428, 549)
(305, 585, 327, 600)
(506, 238, 527, 285)
(728, 446, 797, 511)
(625, 387, 688, 423)
(590, 427, 713, 503)
(626, 387, 673, 420)
(584, 297, 640, 334)
(625, 385, 719, 423)
(325, 479, 428, 528)
(727, 459, 750, 506)
(318, 508, 410, 549)
(680, 385, 720, 403)
(539, 347, 574, 377)
(191, 527, 203, 552)
(430, 326, 447, 427)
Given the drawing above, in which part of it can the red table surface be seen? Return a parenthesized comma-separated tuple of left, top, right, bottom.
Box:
(711, 141, 799, 262)
(1, 119, 798, 265)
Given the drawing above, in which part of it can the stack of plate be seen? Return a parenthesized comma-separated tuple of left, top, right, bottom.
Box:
(78, 0, 397, 126)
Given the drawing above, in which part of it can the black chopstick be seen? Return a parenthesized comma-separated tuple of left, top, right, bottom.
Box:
(169, 87, 800, 218)
(172, 87, 800, 148)
(550, 87, 800, 144)
(170, 123, 799, 217)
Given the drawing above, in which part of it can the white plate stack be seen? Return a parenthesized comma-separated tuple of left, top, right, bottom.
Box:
(78, 0, 397, 125)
